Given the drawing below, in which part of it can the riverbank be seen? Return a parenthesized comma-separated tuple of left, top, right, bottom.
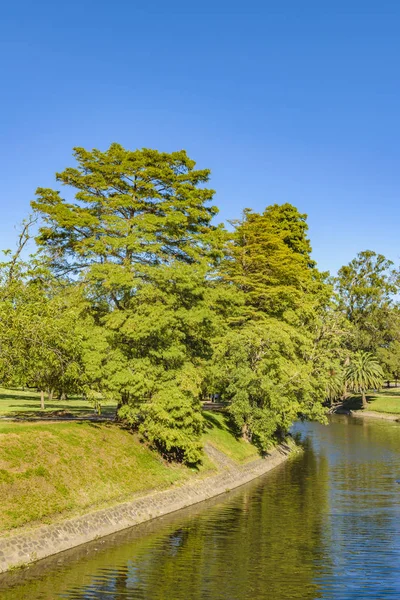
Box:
(0, 414, 259, 534)
(0, 414, 296, 573)
(349, 410, 400, 421)
(333, 406, 400, 421)
(333, 389, 400, 422)
(0, 439, 296, 573)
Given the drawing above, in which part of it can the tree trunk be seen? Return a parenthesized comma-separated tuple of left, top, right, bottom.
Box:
(362, 390, 368, 409)
(241, 422, 249, 442)
(60, 392, 66, 402)
(48, 389, 54, 402)
(117, 391, 129, 413)
(40, 390, 45, 411)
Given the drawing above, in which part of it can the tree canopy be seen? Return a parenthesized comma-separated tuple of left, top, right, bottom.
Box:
(210, 205, 338, 450)
(336, 250, 400, 352)
(0, 142, 397, 462)
(29, 144, 227, 463)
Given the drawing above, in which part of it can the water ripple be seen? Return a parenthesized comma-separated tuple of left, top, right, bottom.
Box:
(2, 416, 400, 599)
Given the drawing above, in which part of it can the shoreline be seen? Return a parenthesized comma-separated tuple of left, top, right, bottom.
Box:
(349, 409, 400, 422)
(331, 403, 400, 422)
(0, 440, 297, 574)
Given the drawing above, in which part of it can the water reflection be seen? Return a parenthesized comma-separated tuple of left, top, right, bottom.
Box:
(2, 416, 400, 599)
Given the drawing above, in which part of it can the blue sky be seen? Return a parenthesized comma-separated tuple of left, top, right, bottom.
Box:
(1, 0, 400, 274)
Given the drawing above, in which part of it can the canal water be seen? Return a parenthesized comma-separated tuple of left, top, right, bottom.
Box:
(2, 415, 400, 599)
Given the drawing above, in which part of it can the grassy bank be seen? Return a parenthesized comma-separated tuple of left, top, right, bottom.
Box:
(203, 412, 259, 462)
(0, 411, 259, 535)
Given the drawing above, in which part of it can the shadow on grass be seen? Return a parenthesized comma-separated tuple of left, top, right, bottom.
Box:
(6, 403, 93, 411)
(341, 396, 364, 410)
(0, 392, 40, 402)
(1, 407, 117, 422)
(1, 403, 116, 416)
(203, 411, 226, 431)
(203, 410, 245, 442)
(341, 394, 392, 411)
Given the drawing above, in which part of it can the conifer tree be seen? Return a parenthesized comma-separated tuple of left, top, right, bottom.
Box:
(31, 144, 225, 463)
(215, 205, 338, 449)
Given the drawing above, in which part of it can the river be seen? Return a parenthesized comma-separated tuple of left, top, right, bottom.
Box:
(1, 415, 400, 599)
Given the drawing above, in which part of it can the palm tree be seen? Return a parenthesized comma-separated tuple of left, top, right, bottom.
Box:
(345, 351, 384, 409)
(326, 367, 345, 406)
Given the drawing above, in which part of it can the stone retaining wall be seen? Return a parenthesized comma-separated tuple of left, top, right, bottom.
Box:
(0, 442, 294, 573)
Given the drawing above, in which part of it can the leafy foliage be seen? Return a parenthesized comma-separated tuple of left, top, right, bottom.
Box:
(2, 141, 396, 463)
(336, 250, 400, 352)
(211, 205, 339, 450)
(377, 340, 400, 384)
(0, 249, 85, 406)
(31, 143, 222, 278)
(30, 144, 226, 463)
(325, 365, 346, 405)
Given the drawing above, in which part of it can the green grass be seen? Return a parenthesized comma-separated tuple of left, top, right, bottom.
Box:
(344, 387, 400, 414)
(203, 411, 260, 462)
(0, 420, 215, 534)
(0, 387, 117, 418)
(0, 391, 262, 534)
(0, 410, 258, 535)
(366, 393, 400, 414)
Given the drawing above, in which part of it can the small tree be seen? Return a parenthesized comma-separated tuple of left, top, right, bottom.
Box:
(345, 351, 383, 409)
(0, 238, 85, 410)
(377, 341, 400, 387)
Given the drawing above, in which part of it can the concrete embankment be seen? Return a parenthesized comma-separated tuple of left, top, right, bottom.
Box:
(0, 441, 295, 573)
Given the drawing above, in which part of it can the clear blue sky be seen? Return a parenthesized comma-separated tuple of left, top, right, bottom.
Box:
(1, 0, 400, 274)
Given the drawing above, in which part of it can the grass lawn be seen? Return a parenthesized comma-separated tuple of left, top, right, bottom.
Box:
(0, 387, 117, 418)
(203, 411, 260, 462)
(344, 388, 400, 414)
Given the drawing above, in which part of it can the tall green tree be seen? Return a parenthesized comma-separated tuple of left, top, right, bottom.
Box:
(263, 203, 315, 265)
(32, 144, 222, 278)
(336, 250, 400, 352)
(31, 143, 225, 463)
(213, 205, 338, 449)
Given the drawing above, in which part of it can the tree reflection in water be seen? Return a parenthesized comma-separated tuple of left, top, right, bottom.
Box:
(3, 416, 400, 599)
